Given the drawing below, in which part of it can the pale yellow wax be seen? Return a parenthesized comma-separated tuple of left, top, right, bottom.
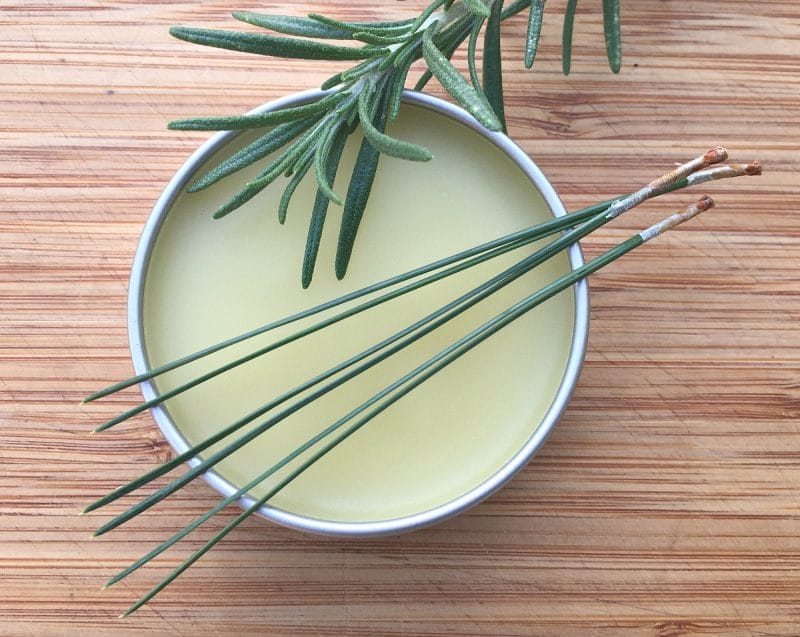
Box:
(143, 105, 575, 523)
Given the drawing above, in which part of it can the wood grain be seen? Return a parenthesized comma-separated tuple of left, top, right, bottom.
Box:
(1, 1, 798, 634)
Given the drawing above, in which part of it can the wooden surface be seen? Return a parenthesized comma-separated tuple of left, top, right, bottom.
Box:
(2, 1, 798, 634)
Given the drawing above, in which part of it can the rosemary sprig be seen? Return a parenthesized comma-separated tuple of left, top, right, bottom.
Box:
(87, 150, 761, 614)
(169, 0, 622, 282)
(602, 0, 622, 73)
(562, 0, 578, 75)
(483, 0, 506, 132)
(524, 0, 546, 68)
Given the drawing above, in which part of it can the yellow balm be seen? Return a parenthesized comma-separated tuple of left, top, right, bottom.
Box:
(142, 103, 576, 524)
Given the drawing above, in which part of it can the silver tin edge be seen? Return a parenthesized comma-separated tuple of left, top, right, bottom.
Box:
(128, 89, 589, 537)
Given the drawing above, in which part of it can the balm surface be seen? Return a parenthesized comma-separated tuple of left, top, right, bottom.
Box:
(143, 105, 576, 524)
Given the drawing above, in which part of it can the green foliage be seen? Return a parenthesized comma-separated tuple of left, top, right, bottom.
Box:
(169, 0, 622, 282)
(482, 0, 506, 132)
(422, 26, 502, 131)
(602, 0, 622, 73)
(524, 0, 546, 68)
(562, 0, 578, 75)
(169, 25, 378, 60)
(358, 81, 433, 161)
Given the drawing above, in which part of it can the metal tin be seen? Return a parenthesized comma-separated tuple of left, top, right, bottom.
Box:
(128, 89, 589, 537)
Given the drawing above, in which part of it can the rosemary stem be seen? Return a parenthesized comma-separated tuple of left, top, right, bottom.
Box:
(118, 195, 714, 617)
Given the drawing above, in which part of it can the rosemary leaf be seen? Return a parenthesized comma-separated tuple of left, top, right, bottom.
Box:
(306, 12, 385, 36)
(187, 116, 316, 192)
(303, 127, 349, 287)
(524, 0, 546, 69)
(320, 72, 343, 90)
(414, 15, 474, 92)
(209, 179, 270, 219)
(339, 57, 380, 82)
(483, 0, 507, 133)
(344, 100, 360, 130)
(467, 17, 485, 90)
(436, 13, 475, 51)
(501, 0, 532, 20)
(414, 22, 471, 92)
(336, 93, 388, 279)
(169, 92, 343, 132)
(462, 0, 491, 18)
(288, 140, 317, 177)
(349, 18, 417, 29)
(387, 63, 412, 122)
(562, 0, 578, 75)
(352, 30, 409, 46)
(232, 11, 353, 39)
(278, 154, 313, 224)
(414, 73, 433, 94)
(602, 0, 622, 73)
(313, 120, 345, 205)
(357, 82, 432, 161)
(422, 27, 502, 131)
(391, 33, 424, 70)
(169, 26, 376, 61)
(212, 126, 320, 219)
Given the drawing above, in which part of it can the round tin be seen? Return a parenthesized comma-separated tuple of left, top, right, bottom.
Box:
(128, 90, 589, 537)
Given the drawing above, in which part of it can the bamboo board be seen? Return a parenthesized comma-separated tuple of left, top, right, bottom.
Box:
(1, 1, 799, 634)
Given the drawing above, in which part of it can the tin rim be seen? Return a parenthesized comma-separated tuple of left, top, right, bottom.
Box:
(128, 89, 589, 537)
